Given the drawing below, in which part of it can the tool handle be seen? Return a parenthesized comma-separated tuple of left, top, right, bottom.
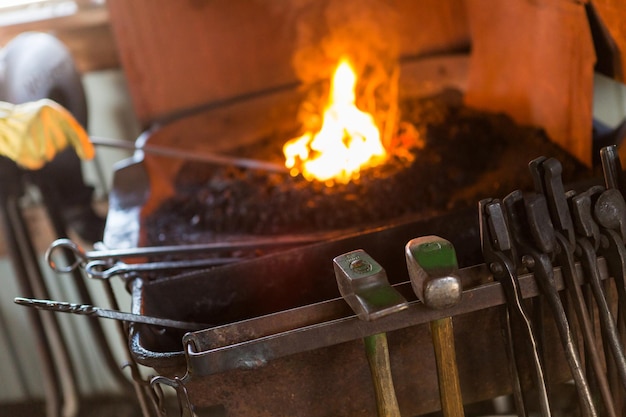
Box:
(364, 333, 402, 417)
(600, 145, 624, 192)
(431, 318, 465, 417)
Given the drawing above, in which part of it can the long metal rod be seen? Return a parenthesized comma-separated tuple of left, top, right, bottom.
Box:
(531, 256, 596, 417)
(46, 233, 342, 274)
(579, 239, 626, 390)
(100, 280, 158, 417)
(7, 194, 80, 417)
(555, 234, 617, 417)
(90, 136, 288, 173)
(501, 309, 528, 417)
(0, 193, 61, 417)
(14, 298, 210, 331)
(84, 258, 241, 280)
(35, 175, 135, 392)
(496, 256, 551, 417)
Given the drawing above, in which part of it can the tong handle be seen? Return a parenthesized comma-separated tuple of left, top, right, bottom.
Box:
(600, 145, 625, 192)
(528, 157, 575, 245)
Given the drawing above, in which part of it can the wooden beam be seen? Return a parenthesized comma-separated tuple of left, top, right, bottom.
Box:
(0, 7, 120, 72)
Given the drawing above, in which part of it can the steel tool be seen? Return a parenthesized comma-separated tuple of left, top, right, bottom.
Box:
(46, 233, 341, 275)
(183, 256, 612, 378)
(405, 236, 464, 417)
(600, 145, 625, 193)
(594, 189, 626, 323)
(83, 258, 241, 280)
(14, 297, 209, 331)
(333, 249, 408, 417)
(573, 187, 626, 381)
(529, 157, 616, 417)
(90, 135, 288, 173)
(593, 190, 626, 415)
(595, 189, 626, 241)
(597, 147, 626, 331)
(480, 198, 551, 417)
(503, 190, 597, 417)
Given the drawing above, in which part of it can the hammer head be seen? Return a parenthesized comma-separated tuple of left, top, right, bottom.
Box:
(405, 236, 462, 310)
(333, 249, 409, 321)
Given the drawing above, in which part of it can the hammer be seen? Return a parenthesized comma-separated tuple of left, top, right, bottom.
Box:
(405, 236, 465, 417)
(334, 249, 408, 417)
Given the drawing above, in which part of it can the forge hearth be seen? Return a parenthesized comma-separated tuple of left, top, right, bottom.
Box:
(99, 1, 626, 416)
(143, 90, 590, 247)
(95, 47, 607, 417)
(109, 84, 598, 417)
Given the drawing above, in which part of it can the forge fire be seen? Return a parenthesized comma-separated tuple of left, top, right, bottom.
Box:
(283, 57, 388, 185)
(145, 89, 589, 245)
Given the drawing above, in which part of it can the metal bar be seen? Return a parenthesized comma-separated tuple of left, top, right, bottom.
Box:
(14, 298, 210, 331)
(90, 136, 288, 173)
(84, 258, 241, 280)
(35, 176, 135, 392)
(6, 193, 80, 417)
(0, 192, 61, 417)
(46, 232, 343, 274)
(555, 234, 617, 417)
(184, 259, 609, 377)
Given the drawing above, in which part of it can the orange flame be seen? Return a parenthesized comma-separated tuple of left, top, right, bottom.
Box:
(283, 57, 387, 184)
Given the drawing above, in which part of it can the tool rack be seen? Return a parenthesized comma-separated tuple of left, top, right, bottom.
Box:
(121, 198, 613, 416)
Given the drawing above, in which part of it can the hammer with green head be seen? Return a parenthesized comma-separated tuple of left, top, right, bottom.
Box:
(405, 236, 464, 417)
(334, 249, 408, 417)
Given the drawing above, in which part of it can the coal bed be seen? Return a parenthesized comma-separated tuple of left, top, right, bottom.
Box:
(144, 90, 591, 246)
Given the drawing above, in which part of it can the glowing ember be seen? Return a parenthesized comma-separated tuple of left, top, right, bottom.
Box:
(283, 57, 387, 184)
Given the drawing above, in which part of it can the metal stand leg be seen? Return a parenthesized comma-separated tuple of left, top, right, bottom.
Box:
(4, 189, 81, 417)
(0, 190, 62, 417)
(33, 173, 134, 393)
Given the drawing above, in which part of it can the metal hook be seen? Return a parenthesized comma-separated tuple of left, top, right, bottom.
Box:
(150, 375, 194, 417)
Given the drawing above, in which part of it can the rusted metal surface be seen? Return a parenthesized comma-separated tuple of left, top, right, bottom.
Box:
(100, 53, 606, 415)
(125, 218, 608, 416)
(176, 302, 574, 417)
(128, 206, 483, 367)
(181, 260, 605, 377)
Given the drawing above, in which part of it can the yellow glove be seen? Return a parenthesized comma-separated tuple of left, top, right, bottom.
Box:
(0, 99, 95, 169)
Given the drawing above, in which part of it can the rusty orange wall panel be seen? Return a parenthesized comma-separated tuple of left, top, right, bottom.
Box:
(464, 0, 596, 166)
(106, 0, 469, 128)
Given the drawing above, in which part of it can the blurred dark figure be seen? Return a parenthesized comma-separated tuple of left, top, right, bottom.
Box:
(0, 32, 105, 243)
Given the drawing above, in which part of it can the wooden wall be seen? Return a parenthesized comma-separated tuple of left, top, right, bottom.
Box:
(0, 5, 119, 73)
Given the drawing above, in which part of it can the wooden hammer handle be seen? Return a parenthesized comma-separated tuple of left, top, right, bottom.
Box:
(364, 332, 401, 417)
(431, 317, 465, 417)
